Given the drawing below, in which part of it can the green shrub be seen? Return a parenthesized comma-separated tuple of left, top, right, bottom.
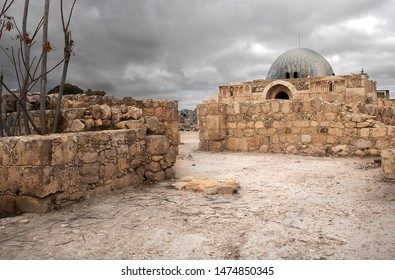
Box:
(47, 83, 84, 95)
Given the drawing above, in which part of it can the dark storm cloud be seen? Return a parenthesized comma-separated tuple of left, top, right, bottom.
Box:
(1, 0, 394, 108)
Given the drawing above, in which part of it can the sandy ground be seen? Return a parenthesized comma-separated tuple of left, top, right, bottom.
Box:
(0, 131, 394, 260)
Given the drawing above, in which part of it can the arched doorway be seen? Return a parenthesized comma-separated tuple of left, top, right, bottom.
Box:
(265, 84, 292, 100)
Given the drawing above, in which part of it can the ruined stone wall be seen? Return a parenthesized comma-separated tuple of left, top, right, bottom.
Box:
(357, 99, 395, 126)
(198, 99, 395, 157)
(0, 96, 179, 217)
(217, 74, 376, 104)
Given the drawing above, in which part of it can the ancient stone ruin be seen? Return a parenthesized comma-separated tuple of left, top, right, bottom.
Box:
(0, 95, 179, 217)
(198, 47, 395, 179)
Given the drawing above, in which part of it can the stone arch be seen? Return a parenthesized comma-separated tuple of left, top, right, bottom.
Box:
(263, 80, 296, 100)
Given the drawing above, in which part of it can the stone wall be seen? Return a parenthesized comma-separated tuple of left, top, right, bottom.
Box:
(0, 96, 179, 217)
(217, 74, 377, 104)
(357, 99, 395, 126)
(198, 99, 395, 157)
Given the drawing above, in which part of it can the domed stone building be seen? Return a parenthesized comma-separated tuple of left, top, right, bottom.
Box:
(214, 47, 377, 103)
(197, 46, 394, 157)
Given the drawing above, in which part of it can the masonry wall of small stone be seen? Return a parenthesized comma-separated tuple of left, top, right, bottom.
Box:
(357, 99, 395, 126)
(0, 96, 179, 217)
(198, 99, 395, 157)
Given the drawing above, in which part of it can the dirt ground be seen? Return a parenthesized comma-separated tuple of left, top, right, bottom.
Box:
(1, 131, 394, 260)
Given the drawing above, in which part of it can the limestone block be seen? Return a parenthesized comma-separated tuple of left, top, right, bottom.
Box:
(170, 177, 240, 195)
(294, 120, 310, 128)
(324, 113, 336, 121)
(255, 121, 264, 129)
(371, 127, 387, 138)
(124, 106, 142, 120)
(148, 161, 162, 172)
(62, 108, 85, 121)
(247, 137, 261, 151)
(113, 172, 140, 189)
(286, 134, 299, 144)
(90, 104, 112, 120)
(360, 128, 370, 138)
(145, 170, 166, 182)
(94, 119, 102, 127)
(301, 134, 312, 144)
(117, 158, 129, 171)
(328, 128, 343, 137)
(271, 102, 280, 113)
(375, 139, 390, 150)
(286, 145, 298, 154)
(11, 137, 50, 166)
(164, 167, 176, 179)
(111, 107, 123, 123)
(65, 119, 85, 132)
(310, 98, 322, 112)
(104, 163, 116, 178)
(345, 122, 357, 128)
(78, 148, 98, 163)
(282, 101, 290, 113)
(356, 139, 372, 150)
(381, 149, 395, 180)
(163, 147, 177, 166)
(356, 122, 371, 128)
(331, 145, 349, 154)
(146, 135, 170, 155)
(80, 162, 100, 184)
(145, 116, 165, 135)
(84, 119, 95, 130)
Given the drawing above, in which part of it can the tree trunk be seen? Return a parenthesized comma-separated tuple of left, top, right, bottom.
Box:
(39, 0, 50, 135)
(20, 0, 31, 135)
(0, 67, 4, 137)
(52, 0, 76, 133)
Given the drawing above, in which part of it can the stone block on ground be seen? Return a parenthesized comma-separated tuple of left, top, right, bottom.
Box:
(169, 176, 240, 195)
(381, 149, 395, 180)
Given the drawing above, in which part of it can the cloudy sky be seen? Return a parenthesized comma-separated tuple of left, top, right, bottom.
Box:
(1, 0, 395, 109)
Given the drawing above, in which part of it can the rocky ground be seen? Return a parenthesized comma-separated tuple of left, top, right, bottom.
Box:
(0, 131, 394, 259)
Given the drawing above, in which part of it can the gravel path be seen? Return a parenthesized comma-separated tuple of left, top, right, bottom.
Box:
(1, 131, 394, 259)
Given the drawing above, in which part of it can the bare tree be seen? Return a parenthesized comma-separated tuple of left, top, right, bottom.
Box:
(0, 0, 76, 136)
(52, 0, 76, 133)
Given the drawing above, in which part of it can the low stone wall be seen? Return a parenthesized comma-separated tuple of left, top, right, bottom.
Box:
(0, 96, 179, 217)
(0, 129, 177, 217)
(198, 99, 395, 157)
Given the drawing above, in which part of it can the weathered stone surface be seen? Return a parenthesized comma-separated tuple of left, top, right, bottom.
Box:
(146, 135, 170, 155)
(170, 177, 240, 195)
(80, 162, 100, 184)
(66, 119, 85, 132)
(14, 138, 52, 166)
(0, 195, 52, 217)
(91, 104, 112, 120)
(301, 134, 312, 144)
(146, 117, 165, 135)
(78, 148, 98, 163)
(381, 149, 395, 180)
(1, 96, 179, 217)
(145, 170, 166, 182)
(124, 106, 142, 120)
(200, 100, 395, 156)
(356, 139, 372, 150)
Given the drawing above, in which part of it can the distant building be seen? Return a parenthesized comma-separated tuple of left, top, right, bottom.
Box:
(376, 89, 390, 99)
(215, 47, 377, 104)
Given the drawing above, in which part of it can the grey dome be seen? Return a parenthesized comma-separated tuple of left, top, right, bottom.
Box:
(266, 48, 334, 80)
